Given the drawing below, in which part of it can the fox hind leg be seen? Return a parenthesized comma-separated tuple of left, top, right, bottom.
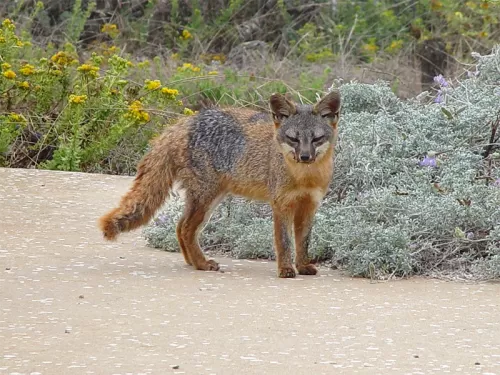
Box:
(178, 192, 225, 271)
(176, 217, 192, 266)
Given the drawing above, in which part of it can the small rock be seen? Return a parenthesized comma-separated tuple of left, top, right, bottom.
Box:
(475, 362, 481, 365)
(5, 267, 11, 271)
(65, 329, 71, 334)
(79, 295, 84, 299)
(413, 355, 419, 358)
(119, 256, 125, 259)
(171, 365, 179, 369)
(219, 270, 225, 274)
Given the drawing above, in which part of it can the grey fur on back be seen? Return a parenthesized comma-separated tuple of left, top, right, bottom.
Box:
(187, 109, 246, 173)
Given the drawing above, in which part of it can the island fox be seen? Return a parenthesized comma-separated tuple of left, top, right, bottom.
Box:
(99, 91, 341, 278)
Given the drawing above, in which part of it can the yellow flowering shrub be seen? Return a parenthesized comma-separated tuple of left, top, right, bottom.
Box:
(180, 29, 193, 40)
(161, 87, 179, 99)
(77, 63, 100, 77)
(177, 62, 201, 73)
(0, 17, 288, 173)
(17, 81, 30, 89)
(2, 70, 16, 79)
(51, 51, 76, 67)
(69, 94, 88, 104)
(8, 113, 26, 122)
(19, 64, 36, 76)
(145, 79, 161, 91)
(183, 107, 195, 116)
(126, 100, 150, 123)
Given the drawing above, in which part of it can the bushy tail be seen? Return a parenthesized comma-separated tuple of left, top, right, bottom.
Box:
(98, 148, 174, 241)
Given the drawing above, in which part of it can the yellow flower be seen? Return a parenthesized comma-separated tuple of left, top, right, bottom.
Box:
(212, 54, 226, 63)
(51, 51, 76, 66)
(101, 23, 119, 37)
(19, 64, 36, 76)
(177, 62, 201, 73)
(161, 87, 179, 99)
(171, 53, 179, 60)
(180, 29, 193, 40)
(431, 0, 443, 10)
(2, 70, 16, 79)
(126, 100, 150, 123)
(137, 60, 150, 69)
(49, 68, 63, 76)
(8, 113, 26, 122)
(183, 107, 195, 116)
(77, 63, 100, 77)
(2, 19, 15, 30)
(479, 31, 489, 38)
(69, 94, 88, 104)
(0, 37, 5, 44)
(16, 40, 25, 47)
(480, 1, 489, 9)
(1, 63, 11, 71)
(208, 71, 218, 75)
(145, 79, 161, 91)
(17, 81, 30, 89)
(386, 40, 403, 53)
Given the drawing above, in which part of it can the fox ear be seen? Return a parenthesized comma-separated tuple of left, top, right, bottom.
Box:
(269, 93, 296, 126)
(314, 90, 341, 126)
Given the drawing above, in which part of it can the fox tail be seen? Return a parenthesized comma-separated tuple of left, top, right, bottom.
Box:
(98, 147, 174, 241)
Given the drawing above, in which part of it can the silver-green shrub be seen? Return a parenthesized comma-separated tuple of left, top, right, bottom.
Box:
(144, 47, 500, 280)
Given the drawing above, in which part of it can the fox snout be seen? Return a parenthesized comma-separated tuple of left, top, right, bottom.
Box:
(299, 153, 313, 162)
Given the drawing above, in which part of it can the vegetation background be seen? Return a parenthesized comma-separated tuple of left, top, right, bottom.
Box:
(1, 0, 499, 280)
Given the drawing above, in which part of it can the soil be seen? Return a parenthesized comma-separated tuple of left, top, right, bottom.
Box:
(1, 168, 499, 375)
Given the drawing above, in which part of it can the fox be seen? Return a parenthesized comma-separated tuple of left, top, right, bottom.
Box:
(98, 90, 341, 278)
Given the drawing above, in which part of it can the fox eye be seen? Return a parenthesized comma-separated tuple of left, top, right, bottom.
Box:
(312, 135, 325, 143)
(286, 135, 299, 143)
(321, 113, 338, 120)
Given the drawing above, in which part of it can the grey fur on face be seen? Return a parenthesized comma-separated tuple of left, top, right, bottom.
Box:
(188, 109, 246, 173)
(275, 105, 335, 162)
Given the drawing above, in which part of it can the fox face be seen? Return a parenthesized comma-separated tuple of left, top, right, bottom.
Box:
(270, 91, 341, 164)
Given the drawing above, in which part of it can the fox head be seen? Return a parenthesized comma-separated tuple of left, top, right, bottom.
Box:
(270, 91, 341, 164)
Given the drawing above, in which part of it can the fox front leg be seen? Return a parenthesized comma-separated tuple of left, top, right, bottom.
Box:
(293, 197, 319, 275)
(272, 208, 296, 278)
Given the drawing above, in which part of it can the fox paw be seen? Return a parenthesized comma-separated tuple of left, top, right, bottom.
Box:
(278, 266, 296, 278)
(202, 259, 220, 271)
(296, 263, 318, 275)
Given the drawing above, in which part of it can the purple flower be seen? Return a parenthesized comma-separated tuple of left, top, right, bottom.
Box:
(154, 213, 169, 225)
(434, 90, 443, 104)
(493, 178, 500, 187)
(419, 156, 437, 168)
(466, 232, 475, 240)
(434, 74, 448, 87)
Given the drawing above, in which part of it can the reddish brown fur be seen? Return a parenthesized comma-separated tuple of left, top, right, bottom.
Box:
(98, 93, 340, 277)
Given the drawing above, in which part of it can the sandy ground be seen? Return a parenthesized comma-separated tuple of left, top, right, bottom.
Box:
(1, 167, 499, 375)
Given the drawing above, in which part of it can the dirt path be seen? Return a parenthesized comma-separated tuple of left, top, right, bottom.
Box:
(1, 167, 499, 375)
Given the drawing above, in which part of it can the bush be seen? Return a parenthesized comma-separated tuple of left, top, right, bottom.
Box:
(144, 46, 500, 281)
(0, 18, 322, 173)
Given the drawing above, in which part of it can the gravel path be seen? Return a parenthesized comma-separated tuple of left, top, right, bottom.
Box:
(1, 167, 499, 375)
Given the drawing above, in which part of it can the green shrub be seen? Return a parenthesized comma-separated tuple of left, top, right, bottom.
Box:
(0, 17, 321, 173)
(144, 46, 500, 280)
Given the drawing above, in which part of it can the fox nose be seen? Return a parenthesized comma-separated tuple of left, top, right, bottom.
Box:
(299, 154, 312, 162)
